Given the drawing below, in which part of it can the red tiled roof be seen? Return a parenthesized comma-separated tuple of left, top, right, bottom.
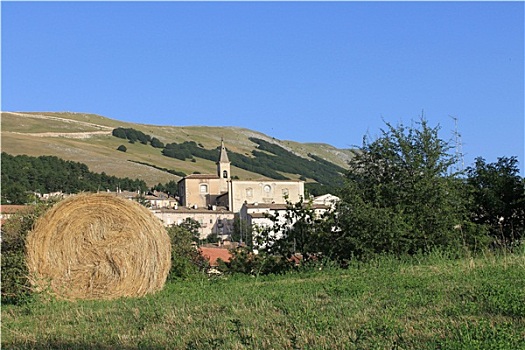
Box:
(0, 205, 30, 214)
(0, 205, 31, 229)
(199, 247, 232, 266)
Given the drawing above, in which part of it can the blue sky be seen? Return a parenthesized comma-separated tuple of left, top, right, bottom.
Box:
(2, 1, 524, 173)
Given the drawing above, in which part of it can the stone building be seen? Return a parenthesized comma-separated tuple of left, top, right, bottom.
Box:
(228, 180, 304, 214)
(165, 139, 305, 240)
(177, 139, 305, 213)
(177, 140, 231, 209)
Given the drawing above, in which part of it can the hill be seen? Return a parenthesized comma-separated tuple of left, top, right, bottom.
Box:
(1, 111, 353, 191)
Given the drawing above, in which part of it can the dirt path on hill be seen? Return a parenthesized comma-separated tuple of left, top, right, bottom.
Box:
(4, 112, 114, 139)
(6, 130, 113, 139)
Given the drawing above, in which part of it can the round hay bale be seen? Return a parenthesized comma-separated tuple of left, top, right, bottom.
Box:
(26, 193, 171, 300)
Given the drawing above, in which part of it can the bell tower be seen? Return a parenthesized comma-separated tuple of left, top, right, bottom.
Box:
(217, 139, 231, 193)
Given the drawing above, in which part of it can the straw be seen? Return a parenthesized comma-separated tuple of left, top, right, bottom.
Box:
(26, 193, 171, 300)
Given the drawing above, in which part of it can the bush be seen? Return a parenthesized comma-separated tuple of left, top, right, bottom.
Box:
(150, 137, 164, 148)
(112, 127, 152, 145)
(112, 128, 127, 139)
(117, 145, 127, 152)
(219, 246, 290, 276)
(166, 219, 209, 279)
(1, 201, 55, 304)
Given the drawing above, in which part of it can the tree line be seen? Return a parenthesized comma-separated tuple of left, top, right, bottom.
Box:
(1, 153, 149, 204)
(112, 127, 165, 148)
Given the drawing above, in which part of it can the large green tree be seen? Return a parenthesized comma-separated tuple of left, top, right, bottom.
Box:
(466, 156, 525, 248)
(334, 118, 483, 259)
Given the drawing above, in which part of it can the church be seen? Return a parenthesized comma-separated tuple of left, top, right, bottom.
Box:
(152, 140, 335, 241)
(148, 140, 305, 240)
(177, 140, 305, 213)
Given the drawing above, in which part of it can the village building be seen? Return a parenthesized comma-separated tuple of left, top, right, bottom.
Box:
(311, 193, 340, 208)
(0, 204, 31, 229)
(144, 190, 178, 209)
(228, 179, 304, 213)
(152, 206, 234, 241)
(167, 139, 308, 240)
(177, 140, 231, 209)
(239, 200, 335, 247)
(177, 140, 305, 212)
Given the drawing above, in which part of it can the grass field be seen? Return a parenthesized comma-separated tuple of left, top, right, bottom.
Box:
(2, 251, 524, 350)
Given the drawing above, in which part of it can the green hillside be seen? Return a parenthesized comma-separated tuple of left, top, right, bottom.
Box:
(1, 111, 353, 192)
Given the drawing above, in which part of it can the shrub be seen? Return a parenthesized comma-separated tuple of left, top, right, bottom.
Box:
(220, 246, 289, 276)
(150, 137, 164, 148)
(167, 219, 209, 279)
(1, 201, 55, 304)
(117, 145, 127, 152)
(112, 128, 127, 139)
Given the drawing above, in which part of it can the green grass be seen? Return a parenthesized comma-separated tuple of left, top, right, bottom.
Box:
(2, 114, 102, 133)
(3, 251, 524, 349)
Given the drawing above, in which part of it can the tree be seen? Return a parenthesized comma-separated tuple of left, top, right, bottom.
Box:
(254, 197, 335, 264)
(117, 145, 127, 152)
(466, 156, 525, 248)
(150, 137, 164, 148)
(112, 127, 127, 139)
(335, 118, 481, 259)
(1, 182, 30, 205)
(151, 180, 179, 197)
(1, 153, 148, 204)
(232, 217, 254, 247)
(166, 218, 207, 279)
(134, 193, 150, 208)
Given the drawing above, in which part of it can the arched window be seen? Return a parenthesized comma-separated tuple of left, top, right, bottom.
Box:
(223, 170, 228, 178)
(200, 184, 208, 194)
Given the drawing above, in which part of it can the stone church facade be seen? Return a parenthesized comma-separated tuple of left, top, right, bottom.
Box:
(177, 140, 304, 213)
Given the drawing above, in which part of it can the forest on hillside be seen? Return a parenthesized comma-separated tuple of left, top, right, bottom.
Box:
(1, 153, 148, 204)
(113, 126, 346, 195)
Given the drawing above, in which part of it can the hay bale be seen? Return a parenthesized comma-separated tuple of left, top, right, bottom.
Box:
(26, 193, 171, 300)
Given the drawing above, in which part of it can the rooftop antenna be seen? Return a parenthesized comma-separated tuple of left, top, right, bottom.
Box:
(450, 115, 465, 173)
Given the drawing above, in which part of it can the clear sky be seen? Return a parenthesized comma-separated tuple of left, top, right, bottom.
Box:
(2, 1, 524, 174)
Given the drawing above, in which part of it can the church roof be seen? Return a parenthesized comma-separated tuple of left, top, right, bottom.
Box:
(183, 174, 220, 180)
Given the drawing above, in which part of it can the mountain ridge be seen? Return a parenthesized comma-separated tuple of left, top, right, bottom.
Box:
(1, 111, 353, 188)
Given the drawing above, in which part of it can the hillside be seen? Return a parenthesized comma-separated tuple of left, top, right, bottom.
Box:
(1, 111, 353, 189)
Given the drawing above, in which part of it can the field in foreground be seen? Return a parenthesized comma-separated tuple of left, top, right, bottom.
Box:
(2, 251, 525, 350)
